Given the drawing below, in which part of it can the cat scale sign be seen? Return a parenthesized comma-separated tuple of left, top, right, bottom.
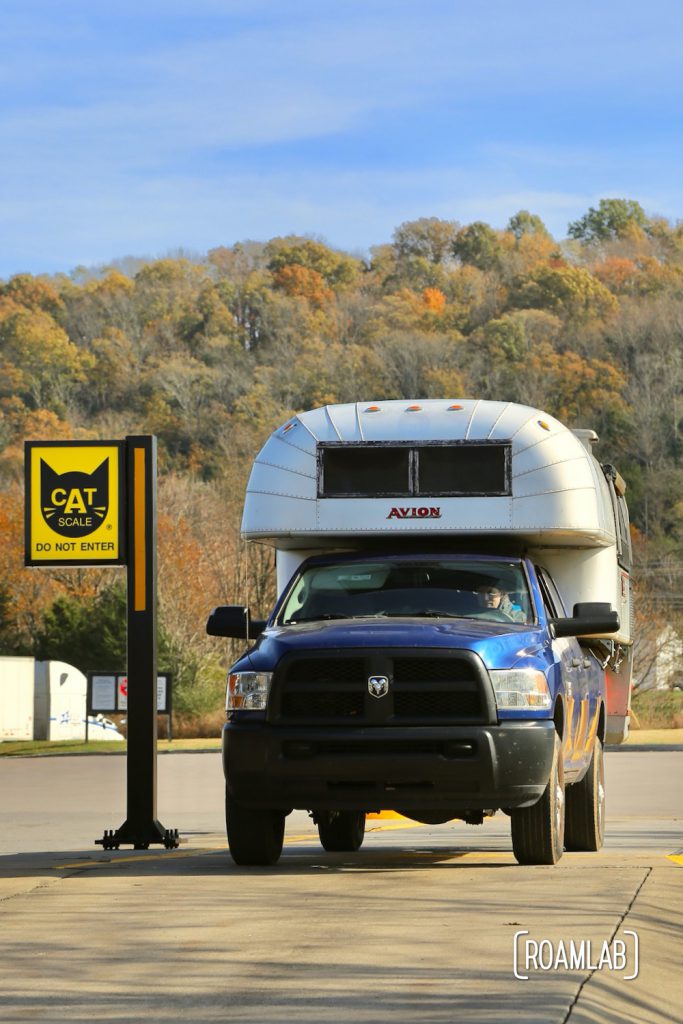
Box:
(25, 440, 126, 565)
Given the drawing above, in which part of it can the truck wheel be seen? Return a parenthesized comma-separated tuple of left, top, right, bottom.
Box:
(317, 811, 366, 852)
(225, 793, 285, 866)
(565, 738, 605, 852)
(511, 734, 565, 865)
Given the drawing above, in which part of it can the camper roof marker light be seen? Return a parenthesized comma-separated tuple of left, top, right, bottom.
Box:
(406, 404, 422, 412)
(281, 421, 296, 435)
(448, 404, 464, 411)
(538, 420, 551, 431)
(365, 405, 381, 412)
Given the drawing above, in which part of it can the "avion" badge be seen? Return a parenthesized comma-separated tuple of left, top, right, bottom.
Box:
(386, 506, 442, 519)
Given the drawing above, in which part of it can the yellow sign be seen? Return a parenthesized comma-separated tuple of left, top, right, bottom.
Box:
(25, 441, 125, 565)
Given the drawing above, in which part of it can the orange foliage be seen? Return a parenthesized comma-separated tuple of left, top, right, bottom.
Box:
(593, 257, 639, 293)
(272, 264, 334, 308)
(422, 287, 446, 313)
(527, 342, 626, 423)
(0, 484, 61, 644)
(2, 274, 65, 316)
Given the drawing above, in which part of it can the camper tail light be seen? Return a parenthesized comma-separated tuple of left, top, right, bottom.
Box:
(489, 669, 552, 710)
(226, 672, 273, 711)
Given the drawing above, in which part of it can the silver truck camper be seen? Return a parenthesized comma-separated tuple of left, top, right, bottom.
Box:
(241, 399, 632, 745)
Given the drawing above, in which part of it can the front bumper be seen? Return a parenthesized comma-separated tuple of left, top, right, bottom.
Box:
(222, 719, 556, 813)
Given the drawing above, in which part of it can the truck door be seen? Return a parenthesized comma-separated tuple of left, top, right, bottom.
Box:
(535, 567, 590, 770)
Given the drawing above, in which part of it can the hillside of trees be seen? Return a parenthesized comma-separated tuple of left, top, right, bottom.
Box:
(2, 198, 683, 724)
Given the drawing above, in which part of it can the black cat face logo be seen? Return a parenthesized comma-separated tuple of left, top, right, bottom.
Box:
(40, 459, 109, 538)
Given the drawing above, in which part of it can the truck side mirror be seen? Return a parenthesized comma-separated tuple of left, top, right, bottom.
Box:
(550, 602, 620, 639)
(206, 605, 267, 639)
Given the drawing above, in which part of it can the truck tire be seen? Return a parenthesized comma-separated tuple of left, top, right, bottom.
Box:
(510, 733, 565, 865)
(317, 811, 366, 852)
(225, 792, 285, 866)
(565, 738, 605, 852)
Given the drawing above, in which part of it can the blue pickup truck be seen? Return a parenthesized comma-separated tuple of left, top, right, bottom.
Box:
(207, 400, 630, 866)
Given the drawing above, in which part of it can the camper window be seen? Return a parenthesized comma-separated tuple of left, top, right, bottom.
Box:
(318, 441, 511, 498)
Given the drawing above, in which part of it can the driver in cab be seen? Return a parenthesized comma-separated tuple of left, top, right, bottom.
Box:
(475, 583, 525, 622)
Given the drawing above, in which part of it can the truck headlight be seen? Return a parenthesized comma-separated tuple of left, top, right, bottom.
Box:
(226, 671, 273, 711)
(489, 669, 552, 709)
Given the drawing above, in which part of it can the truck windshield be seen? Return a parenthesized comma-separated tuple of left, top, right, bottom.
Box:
(278, 558, 532, 625)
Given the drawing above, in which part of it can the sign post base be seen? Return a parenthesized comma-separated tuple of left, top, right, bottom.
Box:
(96, 823, 180, 851)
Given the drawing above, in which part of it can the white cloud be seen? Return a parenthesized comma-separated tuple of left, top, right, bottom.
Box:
(1, 1, 682, 274)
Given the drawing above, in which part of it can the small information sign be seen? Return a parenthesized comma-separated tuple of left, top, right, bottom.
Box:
(91, 674, 117, 712)
(88, 672, 172, 715)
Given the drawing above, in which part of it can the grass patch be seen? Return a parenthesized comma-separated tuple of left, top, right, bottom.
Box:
(631, 688, 683, 729)
(0, 738, 222, 757)
(622, 728, 683, 745)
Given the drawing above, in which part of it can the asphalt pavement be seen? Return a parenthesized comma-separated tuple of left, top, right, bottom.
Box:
(0, 750, 681, 1023)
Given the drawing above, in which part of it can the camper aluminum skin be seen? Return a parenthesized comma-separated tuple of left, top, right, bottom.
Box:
(207, 400, 632, 867)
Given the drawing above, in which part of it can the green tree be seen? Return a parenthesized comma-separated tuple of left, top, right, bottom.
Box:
(34, 585, 128, 671)
(568, 199, 650, 243)
(133, 258, 210, 329)
(511, 264, 617, 323)
(507, 211, 550, 241)
(452, 222, 503, 271)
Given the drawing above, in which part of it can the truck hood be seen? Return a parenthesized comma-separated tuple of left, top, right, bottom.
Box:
(242, 617, 549, 673)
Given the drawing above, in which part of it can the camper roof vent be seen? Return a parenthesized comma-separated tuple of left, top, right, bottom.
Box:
(572, 429, 599, 452)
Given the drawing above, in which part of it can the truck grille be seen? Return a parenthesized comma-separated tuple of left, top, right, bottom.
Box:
(271, 650, 492, 725)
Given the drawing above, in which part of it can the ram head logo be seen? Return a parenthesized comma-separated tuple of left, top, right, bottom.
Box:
(368, 675, 390, 698)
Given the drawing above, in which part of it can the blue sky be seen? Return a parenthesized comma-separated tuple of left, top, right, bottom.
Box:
(1, 0, 682, 277)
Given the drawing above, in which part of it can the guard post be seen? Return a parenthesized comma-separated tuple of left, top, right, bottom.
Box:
(24, 435, 178, 851)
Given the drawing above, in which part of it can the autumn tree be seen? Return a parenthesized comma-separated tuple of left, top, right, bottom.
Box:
(510, 264, 617, 323)
(592, 257, 641, 295)
(272, 264, 334, 307)
(392, 218, 459, 264)
(371, 331, 466, 399)
(265, 236, 361, 288)
(0, 306, 92, 410)
(62, 270, 137, 348)
(2, 274, 65, 318)
(524, 342, 627, 430)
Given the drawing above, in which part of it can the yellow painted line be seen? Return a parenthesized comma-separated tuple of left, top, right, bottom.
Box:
(667, 854, 683, 866)
(53, 820, 511, 870)
(54, 848, 218, 869)
(133, 446, 146, 611)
